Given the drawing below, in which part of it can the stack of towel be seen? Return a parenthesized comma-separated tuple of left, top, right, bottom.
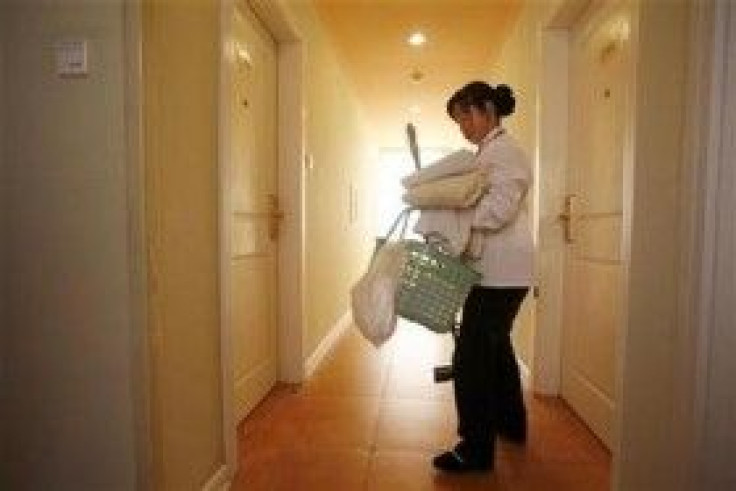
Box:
(401, 150, 487, 258)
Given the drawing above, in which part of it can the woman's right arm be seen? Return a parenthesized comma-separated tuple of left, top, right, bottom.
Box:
(470, 146, 531, 232)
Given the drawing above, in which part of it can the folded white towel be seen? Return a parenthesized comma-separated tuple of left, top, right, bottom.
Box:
(401, 149, 476, 188)
(414, 208, 484, 259)
(402, 168, 488, 209)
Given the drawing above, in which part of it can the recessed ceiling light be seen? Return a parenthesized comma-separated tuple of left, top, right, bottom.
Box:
(407, 31, 426, 47)
(410, 69, 424, 83)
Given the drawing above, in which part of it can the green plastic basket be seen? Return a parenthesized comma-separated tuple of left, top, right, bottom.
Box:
(396, 239, 481, 333)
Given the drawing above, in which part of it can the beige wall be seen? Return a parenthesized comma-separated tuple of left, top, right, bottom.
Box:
(2, 2, 139, 489)
(697, 3, 736, 485)
(492, 2, 546, 370)
(492, 5, 540, 156)
(616, 1, 691, 488)
(0, 9, 7, 484)
(283, 2, 376, 356)
(142, 0, 224, 489)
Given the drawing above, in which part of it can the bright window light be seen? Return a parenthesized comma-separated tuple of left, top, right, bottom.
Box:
(373, 147, 452, 236)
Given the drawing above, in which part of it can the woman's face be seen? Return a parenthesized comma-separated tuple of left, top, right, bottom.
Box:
(451, 104, 493, 145)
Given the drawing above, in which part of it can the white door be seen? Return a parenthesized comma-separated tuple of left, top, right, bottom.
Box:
(560, 2, 630, 449)
(228, 4, 280, 423)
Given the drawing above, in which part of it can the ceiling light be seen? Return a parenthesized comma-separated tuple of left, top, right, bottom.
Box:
(409, 105, 421, 115)
(410, 69, 424, 83)
(407, 31, 426, 47)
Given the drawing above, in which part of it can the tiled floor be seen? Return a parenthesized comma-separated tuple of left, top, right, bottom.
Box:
(232, 322, 611, 490)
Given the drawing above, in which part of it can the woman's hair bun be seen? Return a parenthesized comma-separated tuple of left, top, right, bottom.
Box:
(446, 80, 517, 119)
(492, 84, 515, 117)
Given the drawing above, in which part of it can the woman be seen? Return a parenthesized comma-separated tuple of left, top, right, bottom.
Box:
(433, 81, 534, 473)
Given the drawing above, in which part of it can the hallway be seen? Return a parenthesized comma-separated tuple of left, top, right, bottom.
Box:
(233, 322, 610, 490)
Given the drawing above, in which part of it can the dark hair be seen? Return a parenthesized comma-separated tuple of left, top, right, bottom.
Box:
(446, 81, 516, 118)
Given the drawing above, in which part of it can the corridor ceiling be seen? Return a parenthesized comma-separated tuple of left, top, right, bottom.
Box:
(311, 0, 523, 150)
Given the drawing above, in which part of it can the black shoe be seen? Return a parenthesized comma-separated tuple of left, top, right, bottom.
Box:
(432, 442, 493, 473)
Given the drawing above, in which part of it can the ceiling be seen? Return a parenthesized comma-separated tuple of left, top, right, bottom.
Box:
(311, 0, 523, 150)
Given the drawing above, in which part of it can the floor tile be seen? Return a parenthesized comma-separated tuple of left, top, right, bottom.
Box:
(502, 461, 610, 491)
(234, 322, 611, 489)
(375, 399, 456, 451)
(300, 396, 381, 450)
(234, 448, 371, 491)
(366, 450, 507, 491)
(304, 363, 389, 397)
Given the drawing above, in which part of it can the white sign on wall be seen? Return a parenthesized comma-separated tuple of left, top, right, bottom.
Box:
(54, 39, 88, 77)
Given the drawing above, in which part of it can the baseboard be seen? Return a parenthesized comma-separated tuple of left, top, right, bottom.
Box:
(305, 311, 352, 377)
(234, 358, 278, 423)
(517, 356, 531, 390)
(202, 464, 230, 491)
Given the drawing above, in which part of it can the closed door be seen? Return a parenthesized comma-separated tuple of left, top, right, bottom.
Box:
(228, 4, 280, 423)
(560, 2, 630, 449)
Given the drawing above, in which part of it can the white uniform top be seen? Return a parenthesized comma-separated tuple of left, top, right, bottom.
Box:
(469, 126, 534, 287)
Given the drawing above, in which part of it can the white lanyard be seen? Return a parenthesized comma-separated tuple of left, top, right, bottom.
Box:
(476, 126, 505, 156)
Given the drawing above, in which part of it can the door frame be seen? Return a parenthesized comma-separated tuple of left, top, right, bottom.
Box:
(123, 1, 152, 489)
(217, 0, 306, 479)
(681, 0, 736, 486)
(534, 25, 569, 395)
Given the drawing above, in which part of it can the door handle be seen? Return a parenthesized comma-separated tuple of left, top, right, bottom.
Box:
(558, 194, 576, 244)
(268, 194, 284, 241)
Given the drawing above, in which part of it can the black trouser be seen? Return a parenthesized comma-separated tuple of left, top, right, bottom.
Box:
(453, 286, 528, 456)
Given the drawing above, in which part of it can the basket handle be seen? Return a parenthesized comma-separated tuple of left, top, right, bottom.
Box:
(383, 207, 413, 241)
(372, 208, 414, 259)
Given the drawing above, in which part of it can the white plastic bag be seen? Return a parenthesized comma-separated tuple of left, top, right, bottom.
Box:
(350, 241, 407, 347)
